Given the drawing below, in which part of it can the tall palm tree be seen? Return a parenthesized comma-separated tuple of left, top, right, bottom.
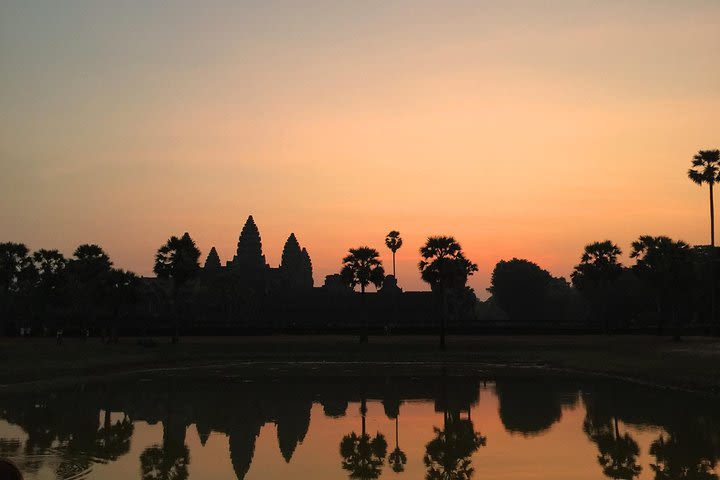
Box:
(341, 247, 385, 343)
(68, 244, 114, 338)
(341, 247, 385, 294)
(630, 236, 693, 340)
(418, 236, 477, 350)
(154, 233, 201, 343)
(385, 231, 403, 278)
(571, 241, 624, 333)
(688, 149, 720, 246)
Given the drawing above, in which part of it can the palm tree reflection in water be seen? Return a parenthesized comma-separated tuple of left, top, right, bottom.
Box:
(423, 409, 486, 480)
(340, 397, 388, 479)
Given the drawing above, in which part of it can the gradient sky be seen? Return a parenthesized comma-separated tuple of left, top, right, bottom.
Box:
(1, 1, 719, 295)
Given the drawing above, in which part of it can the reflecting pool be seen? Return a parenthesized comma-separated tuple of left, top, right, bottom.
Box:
(0, 366, 718, 479)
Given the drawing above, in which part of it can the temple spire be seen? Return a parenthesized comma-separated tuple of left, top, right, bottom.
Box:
(279, 233, 313, 289)
(233, 215, 266, 270)
(204, 247, 221, 270)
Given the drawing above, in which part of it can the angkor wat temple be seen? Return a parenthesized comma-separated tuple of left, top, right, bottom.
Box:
(202, 215, 315, 291)
(139, 216, 455, 334)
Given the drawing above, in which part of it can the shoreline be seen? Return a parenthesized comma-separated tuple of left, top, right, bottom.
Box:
(1, 335, 719, 395)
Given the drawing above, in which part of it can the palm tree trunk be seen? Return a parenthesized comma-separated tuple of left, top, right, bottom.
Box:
(393, 252, 396, 277)
(360, 285, 368, 344)
(712, 252, 719, 337)
(440, 288, 447, 350)
(710, 182, 715, 247)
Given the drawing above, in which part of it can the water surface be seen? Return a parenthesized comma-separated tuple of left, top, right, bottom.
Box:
(0, 366, 717, 479)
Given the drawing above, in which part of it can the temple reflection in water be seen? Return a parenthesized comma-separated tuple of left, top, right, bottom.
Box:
(0, 369, 718, 480)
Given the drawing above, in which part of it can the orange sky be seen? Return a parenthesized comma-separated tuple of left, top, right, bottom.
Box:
(1, 1, 719, 294)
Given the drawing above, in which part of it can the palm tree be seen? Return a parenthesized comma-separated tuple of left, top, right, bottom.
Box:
(105, 269, 138, 343)
(341, 247, 385, 343)
(154, 233, 201, 343)
(571, 241, 624, 333)
(688, 149, 720, 246)
(418, 236, 478, 350)
(0, 242, 36, 333)
(630, 236, 693, 340)
(68, 244, 114, 338)
(385, 231, 403, 278)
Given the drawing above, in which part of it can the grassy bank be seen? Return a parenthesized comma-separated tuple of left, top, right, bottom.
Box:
(1, 335, 719, 394)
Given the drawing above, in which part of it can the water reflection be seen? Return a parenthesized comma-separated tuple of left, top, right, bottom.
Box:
(340, 397, 388, 479)
(0, 369, 718, 480)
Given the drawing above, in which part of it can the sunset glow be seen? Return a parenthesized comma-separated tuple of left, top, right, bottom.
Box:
(2, 1, 718, 294)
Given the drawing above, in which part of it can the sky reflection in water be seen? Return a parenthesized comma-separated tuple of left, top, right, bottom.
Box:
(0, 369, 718, 480)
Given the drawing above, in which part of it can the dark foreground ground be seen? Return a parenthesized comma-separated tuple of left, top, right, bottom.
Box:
(1, 335, 719, 394)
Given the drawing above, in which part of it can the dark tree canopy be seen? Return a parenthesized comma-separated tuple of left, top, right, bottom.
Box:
(571, 241, 623, 291)
(630, 236, 693, 290)
(488, 258, 554, 322)
(688, 149, 720, 186)
(687, 149, 720, 247)
(68, 244, 114, 294)
(418, 236, 477, 292)
(32, 249, 67, 280)
(341, 247, 385, 293)
(154, 233, 201, 288)
(385, 231, 403, 253)
(0, 242, 35, 294)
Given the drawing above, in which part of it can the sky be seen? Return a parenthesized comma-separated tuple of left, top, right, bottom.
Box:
(1, 0, 719, 295)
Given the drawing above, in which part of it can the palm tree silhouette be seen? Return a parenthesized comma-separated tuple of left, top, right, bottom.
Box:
(630, 235, 693, 339)
(385, 231, 403, 278)
(688, 150, 720, 246)
(154, 232, 201, 343)
(418, 236, 478, 350)
(339, 398, 388, 479)
(571, 241, 624, 333)
(341, 247, 385, 343)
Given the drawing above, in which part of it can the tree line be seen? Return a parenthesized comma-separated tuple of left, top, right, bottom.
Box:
(1, 149, 717, 341)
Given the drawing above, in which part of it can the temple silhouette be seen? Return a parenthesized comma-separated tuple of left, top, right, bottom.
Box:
(203, 215, 314, 290)
(138, 215, 447, 334)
